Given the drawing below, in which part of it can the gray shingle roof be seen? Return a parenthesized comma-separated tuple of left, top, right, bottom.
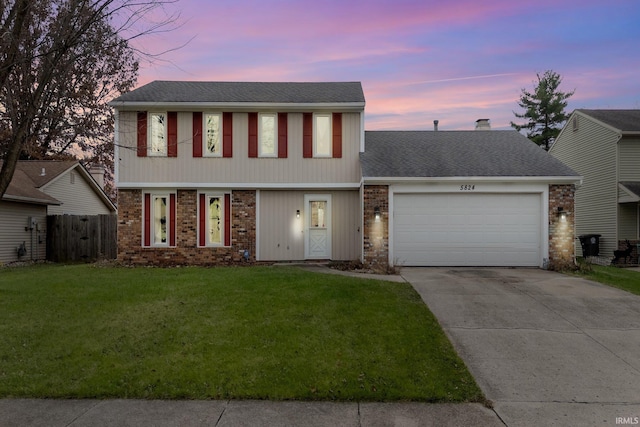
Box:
(620, 182, 640, 198)
(111, 81, 365, 104)
(577, 109, 640, 133)
(360, 130, 579, 178)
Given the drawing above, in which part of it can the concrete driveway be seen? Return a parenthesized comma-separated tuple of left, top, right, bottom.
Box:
(401, 267, 640, 427)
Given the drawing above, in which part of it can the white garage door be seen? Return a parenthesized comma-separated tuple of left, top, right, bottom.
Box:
(393, 193, 542, 267)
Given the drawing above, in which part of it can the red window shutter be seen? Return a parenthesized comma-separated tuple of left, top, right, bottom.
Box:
(278, 113, 288, 158)
(248, 113, 258, 158)
(199, 193, 206, 246)
(224, 193, 231, 246)
(143, 193, 151, 246)
(332, 113, 342, 158)
(169, 193, 176, 246)
(193, 112, 202, 158)
(137, 112, 147, 157)
(167, 112, 178, 157)
(303, 113, 313, 158)
(223, 112, 233, 158)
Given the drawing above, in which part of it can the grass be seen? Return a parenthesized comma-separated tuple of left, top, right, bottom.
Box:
(572, 261, 640, 295)
(0, 264, 482, 402)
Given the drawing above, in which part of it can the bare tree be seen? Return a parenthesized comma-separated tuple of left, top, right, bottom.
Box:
(0, 0, 180, 199)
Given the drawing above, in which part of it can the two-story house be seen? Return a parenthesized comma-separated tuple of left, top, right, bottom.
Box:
(550, 109, 640, 261)
(111, 81, 364, 265)
(111, 81, 581, 270)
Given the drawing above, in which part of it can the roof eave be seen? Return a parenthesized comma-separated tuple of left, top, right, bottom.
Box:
(362, 176, 583, 185)
(1, 195, 62, 205)
(108, 101, 365, 112)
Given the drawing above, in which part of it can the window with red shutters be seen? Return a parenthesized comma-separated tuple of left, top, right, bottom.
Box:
(198, 192, 232, 247)
(278, 113, 288, 158)
(193, 112, 203, 157)
(248, 113, 258, 158)
(137, 112, 147, 157)
(332, 113, 342, 158)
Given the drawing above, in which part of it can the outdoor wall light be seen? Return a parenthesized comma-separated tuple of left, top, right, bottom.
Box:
(374, 206, 381, 221)
(296, 209, 300, 219)
(557, 207, 568, 220)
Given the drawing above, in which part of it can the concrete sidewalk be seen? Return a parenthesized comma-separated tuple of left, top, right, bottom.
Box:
(0, 399, 502, 426)
(402, 267, 640, 427)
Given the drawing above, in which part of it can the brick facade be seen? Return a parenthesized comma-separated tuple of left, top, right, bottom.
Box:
(117, 189, 256, 266)
(363, 185, 389, 270)
(548, 184, 576, 271)
(362, 184, 577, 271)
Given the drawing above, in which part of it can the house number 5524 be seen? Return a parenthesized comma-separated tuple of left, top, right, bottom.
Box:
(460, 185, 475, 191)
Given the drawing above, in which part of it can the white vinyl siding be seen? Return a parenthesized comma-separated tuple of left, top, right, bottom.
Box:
(44, 169, 113, 215)
(258, 190, 359, 261)
(618, 203, 638, 240)
(117, 112, 362, 186)
(618, 138, 640, 181)
(550, 113, 619, 257)
(0, 201, 47, 263)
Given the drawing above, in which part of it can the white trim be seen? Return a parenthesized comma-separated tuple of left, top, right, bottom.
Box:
(118, 182, 361, 189)
(110, 101, 365, 112)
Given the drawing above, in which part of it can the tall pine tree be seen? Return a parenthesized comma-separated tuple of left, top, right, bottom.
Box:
(511, 70, 575, 150)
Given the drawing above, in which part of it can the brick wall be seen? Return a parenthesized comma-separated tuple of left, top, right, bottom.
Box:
(615, 239, 639, 265)
(117, 189, 256, 266)
(548, 184, 576, 271)
(363, 185, 389, 270)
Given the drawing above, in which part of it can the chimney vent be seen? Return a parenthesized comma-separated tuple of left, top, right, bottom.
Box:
(475, 119, 491, 130)
(89, 165, 105, 189)
(433, 120, 439, 131)
(40, 168, 46, 176)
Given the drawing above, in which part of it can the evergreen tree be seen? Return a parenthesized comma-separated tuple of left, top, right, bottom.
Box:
(511, 70, 575, 150)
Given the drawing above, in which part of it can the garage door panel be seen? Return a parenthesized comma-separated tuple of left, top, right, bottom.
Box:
(393, 193, 541, 267)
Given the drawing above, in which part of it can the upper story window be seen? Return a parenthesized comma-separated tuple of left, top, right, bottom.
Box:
(204, 113, 222, 156)
(314, 113, 332, 157)
(149, 112, 167, 156)
(259, 113, 277, 157)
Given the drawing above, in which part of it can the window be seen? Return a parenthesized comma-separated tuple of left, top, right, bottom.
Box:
(143, 193, 176, 247)
(199, 193, 231, 246)
(314, 114, 332, 157)
(204, 113, 222, 156)
(259, 113, 277, 157)
(149, 112, 167, 156)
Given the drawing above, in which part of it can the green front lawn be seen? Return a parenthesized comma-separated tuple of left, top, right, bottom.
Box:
(0, 264, 482, 402)
(572, 262, 640, 295)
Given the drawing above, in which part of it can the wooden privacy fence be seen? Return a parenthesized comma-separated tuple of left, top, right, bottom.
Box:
(47, 214, 117, 262)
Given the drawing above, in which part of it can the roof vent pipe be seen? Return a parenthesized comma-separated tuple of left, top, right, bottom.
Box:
(40, 168, 46, 176)
(475, 119, 491, 130)
(433, 120, 439, 131)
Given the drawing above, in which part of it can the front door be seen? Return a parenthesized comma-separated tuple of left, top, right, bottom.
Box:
(305, 194, 331, 259)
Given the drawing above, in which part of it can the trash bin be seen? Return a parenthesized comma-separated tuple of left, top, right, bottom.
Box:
(579, 234, 601, 257)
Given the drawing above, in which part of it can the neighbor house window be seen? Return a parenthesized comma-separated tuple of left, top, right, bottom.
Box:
(198, 193, 231, 246)
(149, 112, 167, 156)
(204, 113, 222, 156)
(143, 192, 176, 247)
(259, 113, 277, 157)
(314, 113, 332, 157)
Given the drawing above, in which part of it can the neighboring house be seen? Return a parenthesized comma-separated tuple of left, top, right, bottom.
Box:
(0, 160, 116, 263)
(110, 81, 581, 270)
(550, 109, 640, 260)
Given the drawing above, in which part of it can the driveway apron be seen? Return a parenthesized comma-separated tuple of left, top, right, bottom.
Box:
(401, 267, 640, 427)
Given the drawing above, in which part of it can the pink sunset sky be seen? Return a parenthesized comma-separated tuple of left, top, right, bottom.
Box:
(131, 0, 640, 131)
